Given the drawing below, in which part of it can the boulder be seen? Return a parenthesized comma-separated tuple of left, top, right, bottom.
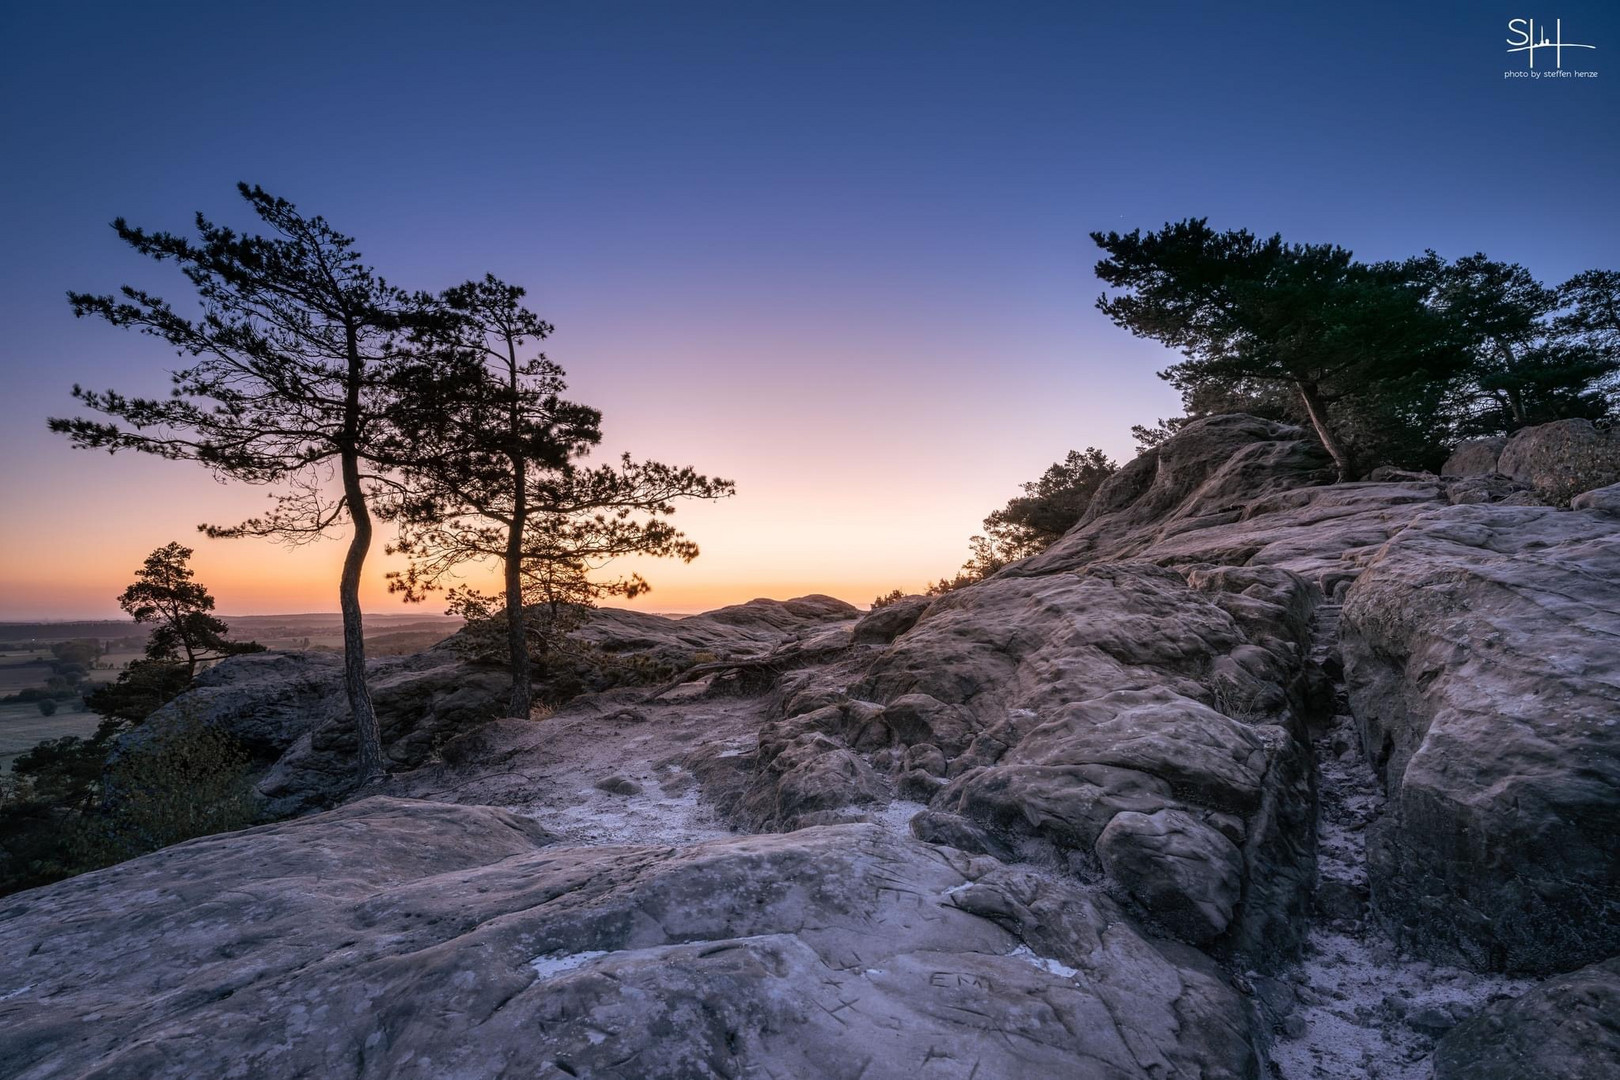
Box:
(851, 594, 932, 644)
(1341, 503, 1620, 973)
(1434, 956, 1620, 1080)
(0, 799, 1264, 1080)
(1572, 481, 1620, 515)
(1441, 437, 1507, 477)
(1095, 809, 1245, 943)
(579, 593, 860, 664)
(859, 560, 1317, 963)
(1497, 418, 1620, 504)
(136, 648, 510, 817)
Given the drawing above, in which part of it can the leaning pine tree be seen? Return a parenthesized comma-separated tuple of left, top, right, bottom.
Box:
(50, 185, 420, 784)
(1091, 218, 1466, 479)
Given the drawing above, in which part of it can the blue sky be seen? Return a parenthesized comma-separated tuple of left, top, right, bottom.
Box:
(1, 1, 1616, 617)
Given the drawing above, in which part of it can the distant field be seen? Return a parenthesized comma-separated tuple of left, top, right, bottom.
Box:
(0, 614, 463, 771)
(0, 701, 102, 772)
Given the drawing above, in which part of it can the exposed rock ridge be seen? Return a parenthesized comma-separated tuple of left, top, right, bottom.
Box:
(8, 413, 1620, 1079)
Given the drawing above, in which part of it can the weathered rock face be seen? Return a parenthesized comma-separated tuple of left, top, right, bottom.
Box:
(0, 797, 1262, 1080)
(728, 417, 1538, 968)
(136, 648, 510, 817)
(1441, 437, 1507, 477)
(851, 594, 932, 644)
(149, 597, 861, 818)
(19, 411, 1620, 1076)
(1341, 503, 1620, 973)
(578, 594, 860, 664)
(851, 565, 1316, 962)
(1571, 480, 1620, 516)
(1433, 955, 1620, 1080)
(1497, 418, 1620, 504)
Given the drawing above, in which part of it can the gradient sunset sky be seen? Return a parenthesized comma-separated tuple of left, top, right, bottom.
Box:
(2, 1, 1617, 620)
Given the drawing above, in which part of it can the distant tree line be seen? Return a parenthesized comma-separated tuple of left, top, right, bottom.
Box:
(50, 184, 733, 785)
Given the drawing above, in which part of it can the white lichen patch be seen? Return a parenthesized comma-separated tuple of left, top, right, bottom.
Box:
(1007, 945, 1080, 980)
(529, 950, 609, 979)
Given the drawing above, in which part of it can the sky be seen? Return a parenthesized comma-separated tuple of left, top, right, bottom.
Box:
(1, 1, 1616, 619)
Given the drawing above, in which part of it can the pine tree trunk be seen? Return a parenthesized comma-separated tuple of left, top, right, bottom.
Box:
(1507, 386, 1528, 428)
(340, 449, 383, 784)
(504, 541, 531, 718)
(504, 342, 533, 719)
(1297, 381, 1355, 481)
(340, 324, 383, 785)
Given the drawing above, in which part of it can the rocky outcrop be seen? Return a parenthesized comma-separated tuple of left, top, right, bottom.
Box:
(1441, 437, 1507, 477)
(145, 596, 861, 818)
(857, 565, 1316, 963)
(0, 797, 1263, 1080)
(1572, 480, 1620, 515)
(1433, 956, 1620, 1079)
(1341, 502, 1620, 973)
(578, 594, 860, 664)
(852, 594, 932, 644)
(134, 648, 510, 817)
(1497, 418, 1620, 504)
(16, 412, 1620, 1077)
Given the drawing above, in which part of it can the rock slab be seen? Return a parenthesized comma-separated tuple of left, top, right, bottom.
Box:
(0, 797, 1262, 1080)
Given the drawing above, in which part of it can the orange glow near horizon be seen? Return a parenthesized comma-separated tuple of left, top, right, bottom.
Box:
(3, 302, 1182, 623)
(1, 403, 1147, 620)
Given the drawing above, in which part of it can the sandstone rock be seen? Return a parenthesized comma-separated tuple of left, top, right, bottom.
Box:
(742, 732, 888, 828)
(135, 648, 511, 817)
(1441, 437, 1507, 477)
(1497, 418, 1620, 504)
(593, 774, 642, 795)
(1443, 473, 1534, 505)
(901, 742, 947, 776)
(937, 761, 1175, 849)
(1009, 689, 1272, 812)
(907, 809, 1020, 861)
(1007, 414, 1459, 594)
(852, 594, 932, 644)
(880, 693, 976, 755)
(896, 768, 945, 801)
(1433, 956, 1620, 1080)
(1096, 809, 1245, 943)
(1342, 503, 1620, 972)
(579, 593, 861, 664)
(0, 800, 1263, 1080)
(862, 558, 1317, 963)
(1572, 481, 1620, 515)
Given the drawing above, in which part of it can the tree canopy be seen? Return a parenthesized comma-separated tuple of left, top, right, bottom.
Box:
(1095, 220, 1619, 474)
(88, 544, 261, 725)
(1092, 218, 1466, 478)
(925, 447, 1116, 594)
(52, 185, 426, 782)
(115, 542, 262, 678)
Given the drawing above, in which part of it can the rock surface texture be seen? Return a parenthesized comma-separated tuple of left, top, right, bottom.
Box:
(5, 414, 1619, 1079)
(0, 798, 1261, 1080)
(1432, 956, 1620, 1080)
(1496, 418, 1620, 504)
(1341, 503, 1620, 972)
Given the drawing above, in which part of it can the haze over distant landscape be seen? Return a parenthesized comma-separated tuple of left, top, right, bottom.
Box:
(2, 1, 1616, 618)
